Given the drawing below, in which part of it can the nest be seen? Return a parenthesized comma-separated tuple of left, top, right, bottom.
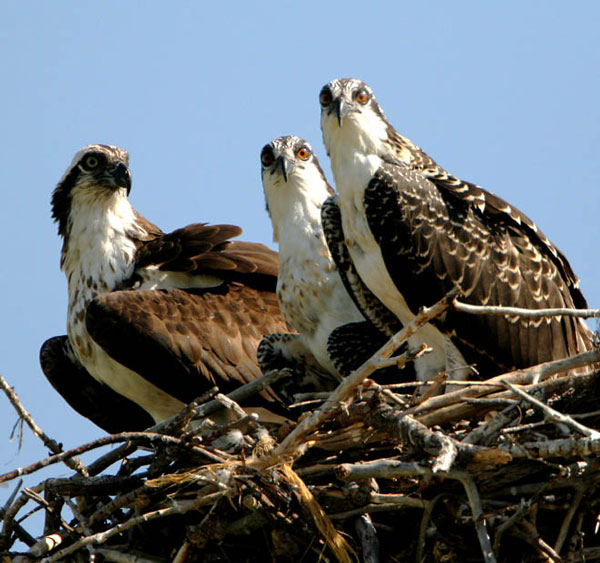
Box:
(2, 295, 600, 563)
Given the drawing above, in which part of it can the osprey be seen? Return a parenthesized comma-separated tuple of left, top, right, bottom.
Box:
(258, 136, 402, 378)
(41, 144, 289, 432)
(319, 78, 594, 380)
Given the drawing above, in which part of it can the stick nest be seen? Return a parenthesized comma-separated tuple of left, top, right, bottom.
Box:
(2, 298, 600, 562)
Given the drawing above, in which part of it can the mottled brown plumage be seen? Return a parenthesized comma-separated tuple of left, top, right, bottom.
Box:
(320, 78, 594, 380)
(41, 144, 290, 432)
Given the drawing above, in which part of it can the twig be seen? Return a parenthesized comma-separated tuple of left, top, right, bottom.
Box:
(462, 405, 520, 445)
(458, 474, 497, 563)
(40, 492, 225, 562)
(0, 432, 227, 484)
(412, 349, 600, 417)
(554, 486, 584, 554)
(503, 381, 600, 439)
(92, 549, 159, 563)
(453, 300, 600, 319)
(504, 435, 600, 458)
(354, 514, 379, 563)
(149, 369, 290, 432)
(416, 350, 600, 427)
(0, 374, 88, 476)
(369, 493, 427, 509)
(416, 494, 444, 563)
(518, 520, 562, 562)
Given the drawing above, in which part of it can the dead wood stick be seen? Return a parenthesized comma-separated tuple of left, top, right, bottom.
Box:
(0, 432, 226, 484)
(416, 494, 444, 563)
(459, 474, 497, 563)
(336, 459, 466, 482)
(92, 549, 159, 563)
(337, 460, 497, 562)
(44, 475, 143, 497)
(85, 442, 138, 477)
(417, 351, 600, 427)
(40, 492, 225, 563)
(462, 405, 519, 445)
(328, 503, 420, 520)
(554, 486, 584, 554)
(0, 479, 36, 548)
(254, 289, 459, 468)
(503, 381, 600, 439)
(411, 349, 600, 420)
(453, 300, 600, 319)
(504, 435, 600, 458)
(0, 374, 88, 477)
(369, 493, 427, 509)
(1, 483, 43, 541)
(355, 514, 380, 563)
(518, 520, 562, 562)
(368, 409, 459, 473)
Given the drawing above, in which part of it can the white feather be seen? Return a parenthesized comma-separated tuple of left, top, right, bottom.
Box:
(322, 100, 468, 382)
(262, 143, 365, 375)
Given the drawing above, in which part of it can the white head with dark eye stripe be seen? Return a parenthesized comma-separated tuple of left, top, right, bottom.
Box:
(260, 136, 333, 243)
(51, 144, 132, 238)
(320, 78, 405, 168)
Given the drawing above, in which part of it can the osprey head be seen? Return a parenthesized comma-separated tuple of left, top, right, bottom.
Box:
(320, 78, 397, 162)
(51, 144, 132, 237)
(260, 136, 333, 242)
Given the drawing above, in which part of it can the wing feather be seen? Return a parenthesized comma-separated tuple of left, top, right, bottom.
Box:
(363, 163, 592, 374)
(85, 285, 290, 411)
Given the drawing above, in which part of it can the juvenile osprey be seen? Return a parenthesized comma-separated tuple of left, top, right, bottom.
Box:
(319, 78, 594, 379)
(41, 144, 289, 432)
(258, 136, 403, 378)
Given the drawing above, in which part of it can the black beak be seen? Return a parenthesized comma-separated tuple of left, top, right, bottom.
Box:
(334, 98, 351, 127)
(111, 162, 132, 195)
(275, 155, 294, 182)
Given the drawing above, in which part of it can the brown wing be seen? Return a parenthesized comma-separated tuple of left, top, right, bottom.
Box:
(40, 336, 154, 432)
(133, 222, 279, 289)
(85, 284, 290, 412)
(418, 167, 587, 308)
(364, 163, 593, 375)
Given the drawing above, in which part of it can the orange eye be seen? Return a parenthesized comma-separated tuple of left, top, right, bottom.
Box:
(297, 146, 310, 160)
(356, 90, 369, 104)
(320, 89, 332, 106)
(261, 147, 274, 166)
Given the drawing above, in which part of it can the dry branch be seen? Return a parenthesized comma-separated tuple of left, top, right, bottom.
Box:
(2, 288, 600, 561)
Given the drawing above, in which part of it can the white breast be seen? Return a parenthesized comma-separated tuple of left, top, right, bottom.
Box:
(63, 191, 187, 422)
(277, 230, 365, 374)
(331, 150, 464, 381)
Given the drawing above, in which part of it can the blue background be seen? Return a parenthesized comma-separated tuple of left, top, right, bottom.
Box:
(1, 1, 598, 544)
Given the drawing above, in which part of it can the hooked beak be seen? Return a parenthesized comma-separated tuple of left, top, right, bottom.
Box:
(110, 162, 132, 195)
(275, 155, 295, 182)
(334, 98, 352, 127)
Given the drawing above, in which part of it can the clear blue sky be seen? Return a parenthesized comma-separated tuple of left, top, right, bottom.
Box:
(1, 1, 599, 539)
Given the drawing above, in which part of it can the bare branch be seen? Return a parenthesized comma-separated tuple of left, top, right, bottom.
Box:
(0, 374, 88, 476)
(454, 300, 600, 319)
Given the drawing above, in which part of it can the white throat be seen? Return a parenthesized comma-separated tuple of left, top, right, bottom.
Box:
(264, 167, 365, 374)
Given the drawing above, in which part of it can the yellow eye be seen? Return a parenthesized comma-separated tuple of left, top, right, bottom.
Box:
(261, 147, 274, 166)
(320, 89, 332, 106)
(297, 146, 310, 160)
(85, 156, 99, 168)
(356, 90, 369, 104)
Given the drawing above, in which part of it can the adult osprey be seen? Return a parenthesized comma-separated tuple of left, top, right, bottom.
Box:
(41, 144, 289, 432)
(319, 78, 594, 380)
(258, 136, 403, 379)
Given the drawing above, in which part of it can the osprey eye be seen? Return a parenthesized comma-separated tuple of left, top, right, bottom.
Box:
(297, 146, 310, 160)
(320, 88, 332, 106)
(84, 156, 99, 169)
(261, 147, 274, 167)
(355, 90, 369, 104)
